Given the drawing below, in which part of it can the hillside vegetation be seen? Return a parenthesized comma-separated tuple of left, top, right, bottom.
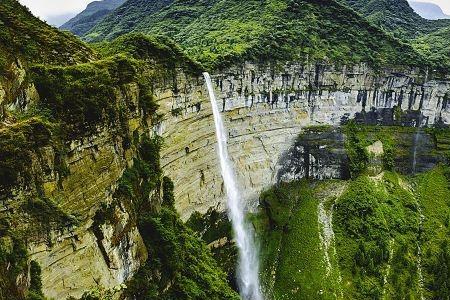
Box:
(253, 125, 450, 300)
(60, 0, 126, 36)
(84, 0, 427, 69)
(414, 25, 450, 68)
(338, 0, 450, 39)
(0, 0, 94, 69)
(0, 2, 233, 299)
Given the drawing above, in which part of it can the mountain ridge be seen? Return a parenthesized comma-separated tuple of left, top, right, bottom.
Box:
(60, 0, 126, 36)
(339, 0, 450, 39)
(0, 0, 94, 68)
(84, 0, 427, 70)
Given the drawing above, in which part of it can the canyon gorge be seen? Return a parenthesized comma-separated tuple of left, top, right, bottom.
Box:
(1, 0, 450, 299)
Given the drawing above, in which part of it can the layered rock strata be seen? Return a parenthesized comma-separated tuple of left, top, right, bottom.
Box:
(158, 62, 450, 220)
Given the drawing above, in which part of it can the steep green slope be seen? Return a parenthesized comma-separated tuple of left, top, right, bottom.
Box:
(60, 0, 126, 36)
(85, 0, 426, 69)
(252, 125, 450, 300)
(338, 0, 450, 39)
(86, 0, 175, 41)
(0, 0, 94, 69)
(413, 25, 450, 68)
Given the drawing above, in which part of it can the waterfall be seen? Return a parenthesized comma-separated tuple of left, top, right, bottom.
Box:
(203, 72, 263, 300)
(412, 115, 423, 174)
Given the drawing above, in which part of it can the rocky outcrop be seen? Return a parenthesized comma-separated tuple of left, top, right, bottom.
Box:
(26, 125, 148, 299)
(1, 59, 449, 298)
(158, 62, 450, 220)
(1, 79, 152, 298)
(0, 59, 39, 120)
(277, 128, 350, 182)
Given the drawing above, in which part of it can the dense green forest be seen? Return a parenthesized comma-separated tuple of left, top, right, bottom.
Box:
(338, 0, 450, 39)
(84, 0, 431, 69)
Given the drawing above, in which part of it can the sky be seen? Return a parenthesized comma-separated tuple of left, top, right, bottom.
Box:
(18, 0, 95, 25)
(414, 0, 450, 14)
(17, 0, 450, 25)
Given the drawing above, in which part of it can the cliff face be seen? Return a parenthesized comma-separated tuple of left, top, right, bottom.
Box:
(159, 62, 450, 220)
(26, 120, 148, 299)
(2, 59, 449, 298)
(1, 80, 151, 299)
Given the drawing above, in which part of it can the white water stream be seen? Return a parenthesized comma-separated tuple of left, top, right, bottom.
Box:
(204, 72, 263, 300)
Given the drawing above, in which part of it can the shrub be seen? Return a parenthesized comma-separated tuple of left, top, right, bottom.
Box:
(0, 118, 52, 192)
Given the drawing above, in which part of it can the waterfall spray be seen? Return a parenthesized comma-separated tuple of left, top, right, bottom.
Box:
(203, 72, 263, 300)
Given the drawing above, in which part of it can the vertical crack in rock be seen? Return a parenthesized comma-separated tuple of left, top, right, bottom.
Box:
(92, 222, 112, 269)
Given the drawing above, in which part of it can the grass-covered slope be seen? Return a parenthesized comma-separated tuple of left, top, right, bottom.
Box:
(251, 125, 450, 300)
(60, 0, 126, 36)
(84, 0, 426, 69)
(93, 33, 203, 72)
(338, 0, 450, 39)
(413, 26, 450, 68)
(255, 169, 449, 300)
(0, 0, 94, 69)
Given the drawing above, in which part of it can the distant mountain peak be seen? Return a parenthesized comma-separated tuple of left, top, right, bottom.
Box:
(60, 0, 126, 36)
(409, 1, 450, 20)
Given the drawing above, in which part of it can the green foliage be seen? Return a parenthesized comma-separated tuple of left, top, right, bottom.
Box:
(126, 207, 239, 300)
(413, 26, 450, 74)
(112, 137, 238, 299)
(416, 167, 450, 299)
(338, 0, 450, 71)
(139, 88, 159, 117)
(162, 176, 175, 207)
(28, 261, 44, 298)
(334, 173, 421, 299)
(255, 169, 447, 299)
(187, 210, 233, 245)
(0, 118, 52, 192)
(344, 124, 423, 176)
(117, 136, 162, 211)
(23, 197, 77, 239)
(338, 0, 450, 40)
(254, 181, 342, 299)
(382, 141, 395, 171)
(344, 122, 370, 177)
(80, 285, 125, 300)
(0, 235, 28, 300)
(186, 209, 237, 285)
(84, 0, 426, 69)
(93, 33, 202, 74)
(428, 241, 450, 299)
(31, 56, 139, 137)
(0, 0, 93, 69)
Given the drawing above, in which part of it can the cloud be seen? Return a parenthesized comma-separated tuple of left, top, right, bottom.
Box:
(409, 0, 450, 14)
(18, 0, 94, 19)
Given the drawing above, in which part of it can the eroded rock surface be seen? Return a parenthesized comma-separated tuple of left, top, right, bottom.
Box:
(159, 62, 450, 220)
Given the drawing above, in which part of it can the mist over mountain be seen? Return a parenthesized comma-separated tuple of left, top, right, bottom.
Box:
(45, 13, 77, 26)
(410, 1, 450, 20)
